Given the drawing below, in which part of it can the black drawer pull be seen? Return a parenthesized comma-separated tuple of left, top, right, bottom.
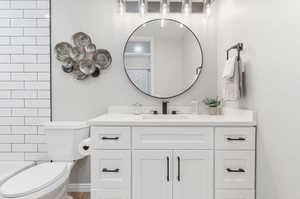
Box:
(227, 137, 246, 141)
(226, 168, 245, 173)
(102, 137, 119, 140)
(102, 168, 120, 173)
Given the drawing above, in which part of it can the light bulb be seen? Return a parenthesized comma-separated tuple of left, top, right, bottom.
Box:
(162, 3, 167, 17)
(161, 0, 168, 17)
(184, 3, 190, 16)
(179, 23, 184, 28)
(206, 4, 211, 16)
(119, 0, 125, 16)
(140, 2, 145, 17)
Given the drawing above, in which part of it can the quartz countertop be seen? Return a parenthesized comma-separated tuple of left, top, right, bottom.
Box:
(88, 108, 256, 127)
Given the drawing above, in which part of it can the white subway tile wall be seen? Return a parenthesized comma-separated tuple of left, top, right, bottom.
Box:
(0, 0, 50, 161)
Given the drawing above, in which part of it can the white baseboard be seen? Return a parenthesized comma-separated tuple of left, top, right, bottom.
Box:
(68, 183, 90, 192)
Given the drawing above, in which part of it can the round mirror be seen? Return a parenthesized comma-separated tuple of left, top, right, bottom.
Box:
(124, 19, 203, 99)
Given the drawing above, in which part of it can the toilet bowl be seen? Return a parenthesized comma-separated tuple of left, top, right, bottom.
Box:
(0, 122, 90, 199)
(0, 162, 73, 199)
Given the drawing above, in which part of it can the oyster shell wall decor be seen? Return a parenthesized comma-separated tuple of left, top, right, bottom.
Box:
(54, 32, 112, 80)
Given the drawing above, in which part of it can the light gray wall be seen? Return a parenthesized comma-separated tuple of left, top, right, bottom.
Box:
(51, 0, 218, 183)
(216, 0, 300, 198)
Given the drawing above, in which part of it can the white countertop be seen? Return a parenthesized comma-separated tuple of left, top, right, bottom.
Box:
(88, 108, 256, 127)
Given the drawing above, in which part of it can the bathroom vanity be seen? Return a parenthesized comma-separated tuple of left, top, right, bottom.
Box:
(89, 108, 256, 199)
(88, 17, 256, 199)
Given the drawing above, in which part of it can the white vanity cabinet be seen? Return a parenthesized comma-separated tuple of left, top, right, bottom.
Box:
(90, 126, 256, 199)
(133, 150, 213, 199)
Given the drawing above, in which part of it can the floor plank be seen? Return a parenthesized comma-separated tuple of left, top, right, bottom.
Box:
(68, 192, 90, 199)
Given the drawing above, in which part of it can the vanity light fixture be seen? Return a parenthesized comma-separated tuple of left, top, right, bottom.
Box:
(139, 0, 147, 16)
(182, 0, 191, 16)
(120, 0, 215, 16)
(119, 0, 125, 16)
(161, 0, 168, 17)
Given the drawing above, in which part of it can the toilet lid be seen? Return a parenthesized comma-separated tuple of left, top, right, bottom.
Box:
(0, 162, 67, 198)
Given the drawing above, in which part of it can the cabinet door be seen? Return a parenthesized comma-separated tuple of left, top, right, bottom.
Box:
(173, 150, 214, 199)
(133, 150, 172, 199)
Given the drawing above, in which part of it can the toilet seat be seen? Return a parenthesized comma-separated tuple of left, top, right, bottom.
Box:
(0, 162, 68, 198)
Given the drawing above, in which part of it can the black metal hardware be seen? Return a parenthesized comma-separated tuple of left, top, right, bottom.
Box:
(162, 101, 169, 115)
(83, 145, 89, 151)
(171, 110, 177, 115)
(102, 168, 120, 173)
(152, 110, 158, 115)
(101, 136, 119, 140)
(177, 156, 181, 181)
(226, 168, 245, 173)
(167, 157, 170, 182)
(227, 137, 246, 141)
(226, 43, 244, 61)
(123, 19, 204, 100)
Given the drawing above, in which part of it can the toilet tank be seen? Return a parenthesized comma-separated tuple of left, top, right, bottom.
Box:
(43, 122, 90, 161)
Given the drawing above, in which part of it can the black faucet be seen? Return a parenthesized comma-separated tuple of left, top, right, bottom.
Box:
(162, 101, 169, 114)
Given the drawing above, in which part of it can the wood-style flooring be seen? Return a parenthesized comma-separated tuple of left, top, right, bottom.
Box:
(68, 192, 90, 199)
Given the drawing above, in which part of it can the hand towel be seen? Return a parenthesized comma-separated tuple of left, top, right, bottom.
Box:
(239, 59, 246, 97)
(222, 56, 236, 79)
(223, 56, 245, 101)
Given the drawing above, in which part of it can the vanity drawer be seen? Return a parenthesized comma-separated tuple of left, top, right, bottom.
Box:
(132, 127, 214, 149)
(215, 151, 255, 189)
(91, 150, 131, 190)
(215, 190, 255, 199)
(215, 127, 256, 150)
(91, 127, 131, 149)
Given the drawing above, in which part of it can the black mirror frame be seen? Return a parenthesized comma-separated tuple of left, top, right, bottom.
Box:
(123, 18, 204, 100)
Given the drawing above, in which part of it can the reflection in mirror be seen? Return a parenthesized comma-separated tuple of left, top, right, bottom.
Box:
(124, 19, 203, 99)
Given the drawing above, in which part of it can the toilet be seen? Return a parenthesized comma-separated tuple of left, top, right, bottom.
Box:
(0, 122, 90, 199)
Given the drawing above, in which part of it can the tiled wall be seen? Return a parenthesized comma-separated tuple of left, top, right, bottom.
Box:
(0, 0, 51, 161)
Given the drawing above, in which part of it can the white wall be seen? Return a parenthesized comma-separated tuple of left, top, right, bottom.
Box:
(52, 0, 218, 183)
(216, 0, 300, 198)
(0, 0, 50, 162)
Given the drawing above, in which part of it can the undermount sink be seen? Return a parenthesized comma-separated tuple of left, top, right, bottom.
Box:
(141, 114, 191, 120)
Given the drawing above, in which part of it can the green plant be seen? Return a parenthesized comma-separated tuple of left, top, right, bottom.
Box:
(203, 97, 221, 107)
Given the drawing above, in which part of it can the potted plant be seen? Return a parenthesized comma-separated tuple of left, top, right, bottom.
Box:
(203, 97, 221, 115)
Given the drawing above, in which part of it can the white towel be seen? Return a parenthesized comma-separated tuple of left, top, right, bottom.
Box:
(223, 56, 245, 101)
(223, 56, 236, 79)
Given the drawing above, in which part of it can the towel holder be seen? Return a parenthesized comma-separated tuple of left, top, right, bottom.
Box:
(226, 43, 244, 61)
